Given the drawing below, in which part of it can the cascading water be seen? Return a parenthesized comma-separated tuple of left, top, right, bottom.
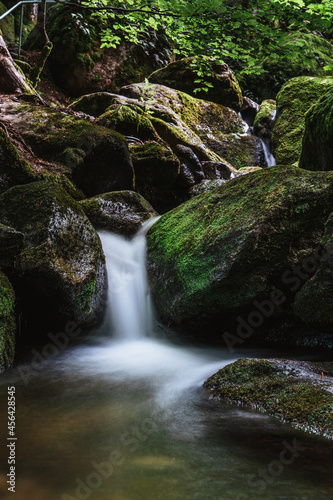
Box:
(0, 221, 332, 500)
(260, 137, 276, 167)
(100, 218, 157, 340)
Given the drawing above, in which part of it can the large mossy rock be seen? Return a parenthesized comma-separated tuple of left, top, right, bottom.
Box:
(0, 271, 15, 370)
(240, 32, 333, 102)
(80, 190, 157, 237)
(119, 83, 265, 168)
(204, 358, 333, 438)
(272, 76, 333, 166)
(25, 4, 172, 97)
(0, 101, 134, 196)
(149, 57, 243, 110)
(299, 87, 333, 172)
(0, 181, 107, 334)
(253, 99, 276, 140)
(0, 128, 37, 194)
(147, 166, 333, 342)
(293, 213, 333, 330)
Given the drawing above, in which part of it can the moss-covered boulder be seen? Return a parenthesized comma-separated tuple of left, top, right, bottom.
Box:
(0, 181, 107, 334)
(120, 83, 265, 169)
(0, 128, 37, 194)
(147, 166, 333, 341)
(293, 213, 333, 329)
(204, 358, 333, 438)
(25, 4, 172, 97)
(240, 32, 333, 102)
(299, 87, 333, 172)
(253, 99, 276, 140)
(80, 190, 157, 237)
(0, 271, 15, 371)
(0, 101, 134, 196)
(149, 56, 243, 110)
(130, 142, 181, 213)
(272, 76, 333, 166)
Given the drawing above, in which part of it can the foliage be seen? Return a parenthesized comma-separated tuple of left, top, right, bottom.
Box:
(67, 0, 333, 94)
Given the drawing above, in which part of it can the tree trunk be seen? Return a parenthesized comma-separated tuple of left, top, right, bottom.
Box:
(0, 34, 33, 94)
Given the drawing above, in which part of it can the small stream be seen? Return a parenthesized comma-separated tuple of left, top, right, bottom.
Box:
(0, 226, 332, 500)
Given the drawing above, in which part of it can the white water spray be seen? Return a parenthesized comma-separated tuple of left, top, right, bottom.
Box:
(99, 218, 158, 340)
(261, 137, 276, 167)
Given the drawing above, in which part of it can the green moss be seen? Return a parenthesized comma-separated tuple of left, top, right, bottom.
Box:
(204, 359, 333, 438)
(299, 86, 333, 171)
(147, 166, 333, 329)
(272, 76, 333, 165)
(0, 129, 37, 193)
(293, 212, 333, 327)
(74, 278, 96, 313)
(97, 104, 159, 141)
(149, 56, 243, 110)
(0, 271, 16, 370)
(0, 180, 106, 327)
(253, 99, 276, 138)
(0, 2, 15, 44)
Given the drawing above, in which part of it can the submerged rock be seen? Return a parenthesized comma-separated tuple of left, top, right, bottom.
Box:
(149, 56, 243, 110)
(299, 86, 333, 171)
(80, 191, 157, 237)
(272, 76, 333, 165)
(0, 181, 107, 335)
(204, 358, 333, 439)
(147, 166, 333, 343)
(0, 271, 15, 370)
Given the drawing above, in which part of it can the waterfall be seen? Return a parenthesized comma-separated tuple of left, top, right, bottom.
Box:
(99, 218, 158, 340)
(260, 137, 276, 167)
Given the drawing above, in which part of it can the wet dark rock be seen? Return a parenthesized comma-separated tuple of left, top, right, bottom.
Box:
(80, 191, 158, 237)
(0, 181, 107, 336)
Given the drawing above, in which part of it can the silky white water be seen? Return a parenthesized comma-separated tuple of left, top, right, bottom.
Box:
(261, 137, 276, 167)
(0, 223, 332, 500)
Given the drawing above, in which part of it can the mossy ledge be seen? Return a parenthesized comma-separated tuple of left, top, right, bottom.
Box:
(204, 358, 333, 439)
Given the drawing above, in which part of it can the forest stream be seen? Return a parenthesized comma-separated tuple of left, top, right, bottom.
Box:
(0, 225, 332, 500)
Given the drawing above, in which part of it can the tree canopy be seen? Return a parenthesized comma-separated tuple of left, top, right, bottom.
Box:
(49, 0, 332, 94)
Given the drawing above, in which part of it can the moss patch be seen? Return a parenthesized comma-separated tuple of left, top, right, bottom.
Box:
(0, 271, 15, 371)
(272, 76, 333, 165)
(299, 86, 333, 172)
(204, 358, 333, 438)
(147, 166, 333, 333)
